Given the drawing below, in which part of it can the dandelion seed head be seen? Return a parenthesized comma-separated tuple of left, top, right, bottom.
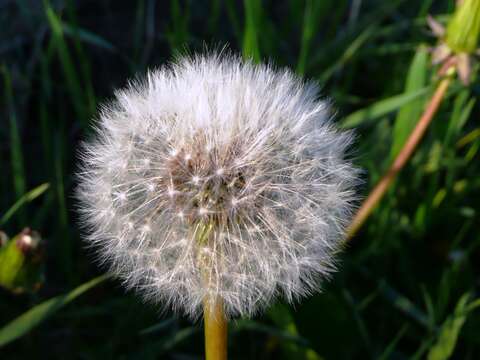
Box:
(77, 53, 359, 319)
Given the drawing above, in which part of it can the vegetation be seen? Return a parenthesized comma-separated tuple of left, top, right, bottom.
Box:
(1, 0, 479, 358)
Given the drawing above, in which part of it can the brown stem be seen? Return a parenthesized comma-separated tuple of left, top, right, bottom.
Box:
(204, 297, 228, 360)
(346, 76, 452, 241)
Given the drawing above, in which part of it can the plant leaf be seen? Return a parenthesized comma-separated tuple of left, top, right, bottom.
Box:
(390, 46, 429, 159)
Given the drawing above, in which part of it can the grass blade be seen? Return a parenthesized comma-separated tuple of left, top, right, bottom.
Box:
(390, 46, 429, 159)
(319, 23, 378, 82)
(0, 183, 50, 226)
(242, 0, 261, 62)
(0, 274, 110, 348)
(379, 279, 430, 329)
(427, 293, 475, 360)
(341, 87, 431, 129)
(445, 91, 475, 146)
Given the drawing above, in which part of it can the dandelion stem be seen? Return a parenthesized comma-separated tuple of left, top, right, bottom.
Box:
(346, 75, 452, 240)
(204, 297, 228, 360)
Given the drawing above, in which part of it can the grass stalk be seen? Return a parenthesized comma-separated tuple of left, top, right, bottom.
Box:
(346, 74, 453, 240)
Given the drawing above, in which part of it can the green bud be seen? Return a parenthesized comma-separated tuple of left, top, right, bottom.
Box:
(0, 228, 45, 294)
(446, 0, 480, 53)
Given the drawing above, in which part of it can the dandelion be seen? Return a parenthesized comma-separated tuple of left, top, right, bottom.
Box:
(77, 53, 358, 358)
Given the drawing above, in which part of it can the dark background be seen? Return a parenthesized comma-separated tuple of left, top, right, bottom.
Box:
(1, 0, 479, 359)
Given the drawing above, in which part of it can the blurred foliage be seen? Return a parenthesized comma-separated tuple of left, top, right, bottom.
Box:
(0, 0, 479, 359)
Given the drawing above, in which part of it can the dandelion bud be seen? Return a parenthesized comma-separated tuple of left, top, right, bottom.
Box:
(428, 1, 480, 84)
(446, 0, 480, 54)
(77, 54, 358, 318)
(0, 228, 44, 294)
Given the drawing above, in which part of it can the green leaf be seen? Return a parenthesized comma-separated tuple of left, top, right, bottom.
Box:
(0, 183, 50, 226)
(427, 293, 474, 360)
(341, 86, 431, 129)
(390, 46, 429, 159)
(0, 274, 110, 347)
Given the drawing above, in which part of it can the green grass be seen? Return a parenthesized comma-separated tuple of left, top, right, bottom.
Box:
(0, 0, 479, 359)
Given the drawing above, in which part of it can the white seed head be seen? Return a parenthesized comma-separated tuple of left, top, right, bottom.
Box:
(77, 53, 359, 319)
